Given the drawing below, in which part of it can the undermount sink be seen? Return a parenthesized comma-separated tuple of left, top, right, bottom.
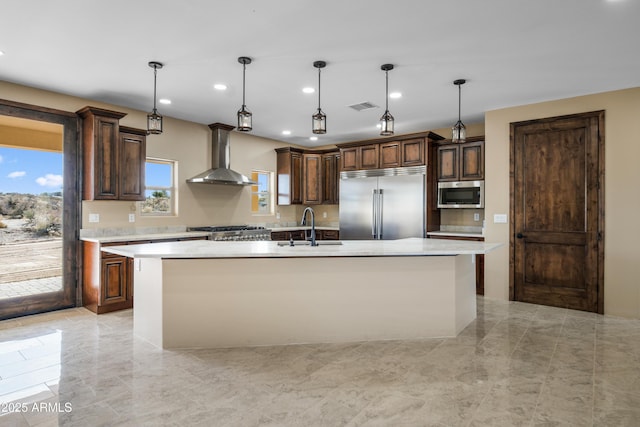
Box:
(276, 240, 343, 247)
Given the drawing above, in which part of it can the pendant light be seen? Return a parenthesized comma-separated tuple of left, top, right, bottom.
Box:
(147, 61, 163, 135)
(312, 60, 327, 134)
(237, 56, 252, 132)
(452, 79, 467, 143)
(379, 64, 394, 136)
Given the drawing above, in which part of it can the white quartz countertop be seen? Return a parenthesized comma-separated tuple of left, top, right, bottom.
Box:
(269, 226, 339, 232)
(101, 238, 501, 259)
(80, 231, 211, 243)
(427, 231, 484, 239)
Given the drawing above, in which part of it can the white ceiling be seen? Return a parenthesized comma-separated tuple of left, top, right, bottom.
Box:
(1, 0, 638, 146)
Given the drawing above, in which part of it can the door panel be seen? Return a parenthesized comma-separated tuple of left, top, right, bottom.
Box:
(511, 111, 604, 313)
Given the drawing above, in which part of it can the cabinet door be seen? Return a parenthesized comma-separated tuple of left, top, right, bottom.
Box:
(100, 257, 127, 305)
(340, 147, 358, 171)
(379, 142, 401, 168)
(360, 144, 379, 169)
(276, 149, 303, 205)
(93, 116, 120, 199)
(321, 230, 340, 240)
(401, 138, 425, 166)
(119, 130, 146, 201)
(460, 141, 484, 180)
(322, 152, 340, 204)
(303, 153, 322, 204)
(437, 145, 459, 181)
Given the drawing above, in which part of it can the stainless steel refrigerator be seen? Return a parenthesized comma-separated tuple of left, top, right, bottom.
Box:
(339, 166, 426, 240)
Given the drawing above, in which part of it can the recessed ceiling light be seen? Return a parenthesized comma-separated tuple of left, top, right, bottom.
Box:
(282, 130, 292, 136)
(389, 92, 402, 99)
(302, 87, 315, 94)
(214, 83, 227, 91)
(309, 136, 318, 141)
(159, 99, 171, 105)
(0, 51, 4, 56)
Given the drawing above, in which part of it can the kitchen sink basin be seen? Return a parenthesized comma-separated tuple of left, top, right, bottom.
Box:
(276, 240, 343, 247)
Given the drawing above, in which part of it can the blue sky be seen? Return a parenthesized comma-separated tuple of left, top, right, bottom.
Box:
(0, 147, 63, 195)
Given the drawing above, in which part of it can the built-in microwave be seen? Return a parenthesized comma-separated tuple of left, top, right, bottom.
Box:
(437, 180, 484, 208)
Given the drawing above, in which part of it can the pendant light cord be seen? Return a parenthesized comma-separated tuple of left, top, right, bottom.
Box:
(153, 65, 158, 113)
(242, 62, 246, 108)
(458, 83, 461, 123)
(385, 69, 389, 112)
(317, 67, 321, 110)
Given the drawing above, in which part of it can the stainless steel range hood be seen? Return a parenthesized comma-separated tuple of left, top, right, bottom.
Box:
(187, 123, 256, 186)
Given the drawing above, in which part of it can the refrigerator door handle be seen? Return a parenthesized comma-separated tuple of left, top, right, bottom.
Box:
(371, 189, 378, 238)
(377, 189, 384, 239)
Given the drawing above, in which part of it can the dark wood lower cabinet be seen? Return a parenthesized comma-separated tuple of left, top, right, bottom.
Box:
(82, 236, 208, 314)
(429, 235, 484, 295)
(271, 229, 339, 241)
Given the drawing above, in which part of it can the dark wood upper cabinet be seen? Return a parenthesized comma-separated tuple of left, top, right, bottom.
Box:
(380, 141, 401, 168)
(78, 106, 126, 200)
(360, 144, 379, 169)
(303, 153, 322, 205)
(401, 138, 425, 167)
(276, 147, 340, 206)
(322, 152, 340, 205)
(276, 147, 303, 205)
(341, 144, 379, 171)
(459, 141, 484, 180)
(437, 138, 484, 181)
(77, 106, 146, 201)
(119, 126, 146, 201)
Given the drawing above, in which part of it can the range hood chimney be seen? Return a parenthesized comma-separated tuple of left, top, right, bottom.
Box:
(187, 123, 256, 186)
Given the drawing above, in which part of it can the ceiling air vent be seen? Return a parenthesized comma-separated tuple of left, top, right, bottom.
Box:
(348, 101, 379, 112)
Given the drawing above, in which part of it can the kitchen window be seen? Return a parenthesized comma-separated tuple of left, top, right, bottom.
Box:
(140, 158, 177, 216)
(251, 170, 273, 215)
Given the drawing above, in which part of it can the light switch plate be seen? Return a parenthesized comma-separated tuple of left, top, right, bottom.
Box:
(134, 259, 142, 271)
(129, 213, 135, 223)
(494, 214, 508, 223)
(88, 214, 99, 223)
(474, 213, 480, 221)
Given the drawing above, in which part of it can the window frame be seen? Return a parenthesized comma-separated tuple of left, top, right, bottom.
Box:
(139, 157, 178, 217)
(250, 169, 274, 216)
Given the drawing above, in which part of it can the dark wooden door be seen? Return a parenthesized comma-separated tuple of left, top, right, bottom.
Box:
(511, 111, 604, 313)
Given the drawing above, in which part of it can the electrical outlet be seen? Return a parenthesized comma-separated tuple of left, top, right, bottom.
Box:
(323, 212, 327, 219)
(473, 213, 480, 222)
(88, 214, 99, 223)
(129, 213, 135, 223)
(494, 214, 508, 224)
(276, 212, 281, 220)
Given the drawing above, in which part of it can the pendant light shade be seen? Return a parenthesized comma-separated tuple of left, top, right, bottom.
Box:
(452, 79, 466, 143)
(379, 64, 394, 136)
(312, 60, 327, 134)
(147, 61, 163, 135)
(237, 56, 252, 132)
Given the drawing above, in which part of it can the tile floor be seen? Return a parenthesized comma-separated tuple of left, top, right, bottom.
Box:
(0, 298, 639, 426)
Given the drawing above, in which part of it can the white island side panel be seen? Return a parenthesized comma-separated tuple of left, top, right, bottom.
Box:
(134, 255, 476, 349)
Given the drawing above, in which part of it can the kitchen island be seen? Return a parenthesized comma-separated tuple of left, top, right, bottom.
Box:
(103, 238, 501, 349)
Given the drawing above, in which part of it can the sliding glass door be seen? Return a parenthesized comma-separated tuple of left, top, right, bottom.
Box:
(0, 100, 79, 320)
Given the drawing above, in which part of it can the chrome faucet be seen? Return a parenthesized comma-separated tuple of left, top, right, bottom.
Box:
(301, 207, 318, 246)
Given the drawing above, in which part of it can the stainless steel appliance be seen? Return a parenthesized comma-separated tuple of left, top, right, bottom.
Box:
(437, 180, 484, 208)
(187, 225, 271, 241)
(339, 166, 425, 240)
